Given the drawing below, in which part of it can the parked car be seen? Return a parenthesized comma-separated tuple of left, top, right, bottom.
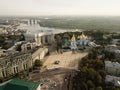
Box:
(54, 61, 60, 64)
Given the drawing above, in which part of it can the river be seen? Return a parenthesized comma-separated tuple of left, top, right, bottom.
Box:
(17, 20, 120, 34)
(17, 21, 83, 34)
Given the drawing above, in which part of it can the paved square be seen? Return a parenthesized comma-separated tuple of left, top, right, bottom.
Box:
(43, 51, 88, 70)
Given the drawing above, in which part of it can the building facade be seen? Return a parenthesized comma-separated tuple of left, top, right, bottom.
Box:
(32, 47, 48, 62)
(105, 61, 120, 76)
(25, 30, 55, 46)
(0, 53, 33, 78)
(105, 75, 120, 87)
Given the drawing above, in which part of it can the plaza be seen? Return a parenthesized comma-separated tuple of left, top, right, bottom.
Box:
(43, 51, 87, 71)
(30, 51, 88, 90)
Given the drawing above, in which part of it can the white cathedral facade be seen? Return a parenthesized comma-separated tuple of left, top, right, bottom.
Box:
(25, 30, 55, 46)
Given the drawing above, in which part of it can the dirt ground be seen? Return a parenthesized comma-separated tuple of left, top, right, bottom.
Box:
(43, 51, 87, 71)
(29, 51, 87, 90)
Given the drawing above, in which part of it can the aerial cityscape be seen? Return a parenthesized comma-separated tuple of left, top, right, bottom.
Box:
(0, 0, 120, 90)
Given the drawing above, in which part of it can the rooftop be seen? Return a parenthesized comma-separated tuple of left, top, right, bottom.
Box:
(0, 79, 40, 90)
(105, 75, 120, 87)
(105, 61, 120, 69)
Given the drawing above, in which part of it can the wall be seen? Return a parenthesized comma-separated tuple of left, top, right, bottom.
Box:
(32, 47, 48, 62)
(36, 85, 41, 90)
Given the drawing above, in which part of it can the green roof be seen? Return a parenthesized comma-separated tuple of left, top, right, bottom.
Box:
(0, 79, 39, 90)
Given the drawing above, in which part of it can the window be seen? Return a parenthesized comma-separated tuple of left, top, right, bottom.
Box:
(2, 68, 7, 77)
(23, 64, 27, 70)
(13, 66, 19, 74)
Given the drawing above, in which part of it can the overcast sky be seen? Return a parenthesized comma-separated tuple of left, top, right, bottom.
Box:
(0, 0, 120, 16)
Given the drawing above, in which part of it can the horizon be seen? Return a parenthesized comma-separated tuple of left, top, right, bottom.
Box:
(1, 15, 120, 17)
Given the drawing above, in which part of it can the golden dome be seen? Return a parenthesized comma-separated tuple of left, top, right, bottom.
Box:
(71, 34, 76, 41)
(77, 35, 80, 39)
(79, 33, 88, 39)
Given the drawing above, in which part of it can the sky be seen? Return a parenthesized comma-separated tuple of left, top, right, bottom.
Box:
(0, 0, 120, 16)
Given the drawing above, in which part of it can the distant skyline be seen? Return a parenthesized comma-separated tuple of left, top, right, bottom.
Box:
(0, 0, 120, 16)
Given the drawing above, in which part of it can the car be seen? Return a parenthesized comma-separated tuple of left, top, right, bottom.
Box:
(54, 61, 60, 64)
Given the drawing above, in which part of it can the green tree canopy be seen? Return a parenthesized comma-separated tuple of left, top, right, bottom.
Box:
(34, 59, 43, 67)
(96, 86, 103, 90)
(87, 80, 95, 89)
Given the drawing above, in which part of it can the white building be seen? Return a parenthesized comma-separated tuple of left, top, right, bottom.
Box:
(21, 42, 37, 52)
(105, 45, 120, 60)
(25, 30, 55, 46)
(105, 61, 120, 75)
(112, 39, 120, 45)
(105, 44, 118, 52)
(105, 75, 120, 87)
(32, 47, 48, 62)
(0, 27, 8, 34)
(0, 53, 33, 78)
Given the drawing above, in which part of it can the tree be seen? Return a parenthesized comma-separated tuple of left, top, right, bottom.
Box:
(19, 34, 25, 41)
(94, 60, 104, 70)
(16, 44, 22, 51)
(87, 68, 96, 80)
(88, 49, 98, 59)
(34, 59, 43, 67)
(105, 86, 119, 90)
(63, 33, 70, 40)
(81, 82, 88, 90)
(98, 70, 106, 78)
(2, 43, 11, 49)
(96, 86, 103, 90)
(104, 50, 115, 59)
(95, 73, 102, 85)
(81, 66, 88, 78)
(87, 80, 95, 89)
